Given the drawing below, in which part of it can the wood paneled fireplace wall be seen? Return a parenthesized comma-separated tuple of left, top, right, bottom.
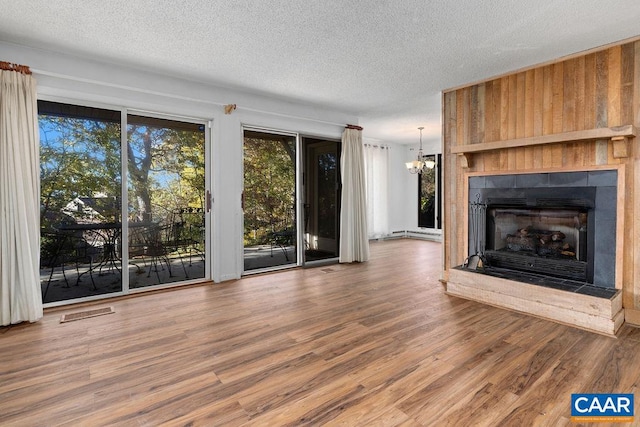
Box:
(442, 37, 640, 335)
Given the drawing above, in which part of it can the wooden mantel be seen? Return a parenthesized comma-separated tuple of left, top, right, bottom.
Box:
(451, 125, 637, 168)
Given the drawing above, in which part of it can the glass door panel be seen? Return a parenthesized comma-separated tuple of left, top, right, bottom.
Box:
(39, 101, 210, 305)
(243, 129, 297, 271)
(303, 138, 340, 262)
(39, 101, 123, 303)
(127, 115, 206, 288)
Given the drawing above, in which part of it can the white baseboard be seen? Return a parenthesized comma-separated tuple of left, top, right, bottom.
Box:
(385, 229, 442, 242)
(218, 273, 239, 283)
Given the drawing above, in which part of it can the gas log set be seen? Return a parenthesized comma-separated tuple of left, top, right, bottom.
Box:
(506, 227, 575, 258)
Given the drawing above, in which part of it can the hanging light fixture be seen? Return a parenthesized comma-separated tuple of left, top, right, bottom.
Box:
(406, 127, 435, 174)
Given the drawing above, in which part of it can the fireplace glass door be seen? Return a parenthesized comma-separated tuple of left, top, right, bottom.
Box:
(485, 206, 590, 281)
(488, 207, 587, 260)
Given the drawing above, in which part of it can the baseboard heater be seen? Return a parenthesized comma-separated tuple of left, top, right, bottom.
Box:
(389, 230, 442, 241)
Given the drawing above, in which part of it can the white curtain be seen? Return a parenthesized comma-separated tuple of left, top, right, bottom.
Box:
(339, 127, 369, 263)
(364, 143, 389, 238)
(0, 65, 43, 325)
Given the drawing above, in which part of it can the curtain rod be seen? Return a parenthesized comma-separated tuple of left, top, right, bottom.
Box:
(31, 68, 359, 129)
(1, 61, 31, 75)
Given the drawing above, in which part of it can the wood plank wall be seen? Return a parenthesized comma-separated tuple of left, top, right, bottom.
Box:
(442, 40, 640, 315)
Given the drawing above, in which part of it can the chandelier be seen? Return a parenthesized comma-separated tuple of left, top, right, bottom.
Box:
(406, 127, 435, 174)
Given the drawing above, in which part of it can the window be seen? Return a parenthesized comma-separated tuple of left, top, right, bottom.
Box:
(418, 154, 441, 229)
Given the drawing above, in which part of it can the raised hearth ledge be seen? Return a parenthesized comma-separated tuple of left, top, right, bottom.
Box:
(446, 268, 623, 336)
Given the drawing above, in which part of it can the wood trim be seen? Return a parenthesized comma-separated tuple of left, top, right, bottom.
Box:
(447, 268, 624, 336)
(611, 136, 629, 158)
(625, 307, 640, 326)
(458, 153, 472, 168)
(463, 163, 623, 177)
(450, 269, 620, 317)
(616, 164, 626, 290)
(450, 125, 636, 154)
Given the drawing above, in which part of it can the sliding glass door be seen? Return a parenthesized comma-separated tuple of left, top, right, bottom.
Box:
(243, 129, 297, 271)
(39, 101, 123, 303)
(302, 137, 340, 263)
(241, 130, 342, 273)
(39, 100, 209, 304)
(127, 115, 207, 288)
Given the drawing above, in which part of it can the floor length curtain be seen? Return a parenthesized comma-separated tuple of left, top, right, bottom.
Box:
(0, 66, 43, 325)
(339, 127, 369, 263)
(364, 144, 389, 238)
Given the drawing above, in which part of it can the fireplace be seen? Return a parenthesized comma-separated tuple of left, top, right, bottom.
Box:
(483, 187, 593, 282)
(468, 171, 617, 288)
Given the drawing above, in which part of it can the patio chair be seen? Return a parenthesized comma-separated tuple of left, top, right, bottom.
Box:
(41, 230, 97, 300)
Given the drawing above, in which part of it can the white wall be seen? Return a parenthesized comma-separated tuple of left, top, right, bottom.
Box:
(388, 142, 415, 232)
(388, 140, 442, 238)
(1, 41, 357, 282)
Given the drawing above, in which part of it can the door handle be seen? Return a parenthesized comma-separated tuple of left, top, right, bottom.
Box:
(206, 190, 212, 212)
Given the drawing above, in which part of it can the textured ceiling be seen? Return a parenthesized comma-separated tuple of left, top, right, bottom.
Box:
(1, 1, 640, 144)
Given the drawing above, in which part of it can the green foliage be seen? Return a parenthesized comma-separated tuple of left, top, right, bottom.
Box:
(243, 136, 296, 246)
(420, 166, 436, 211)
(127, 125, 205, 224)
(40, 116, 121, 229)
(419, 165, 437, 228)
(39, 114, 205, 232)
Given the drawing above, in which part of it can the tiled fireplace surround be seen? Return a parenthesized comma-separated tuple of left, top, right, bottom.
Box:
(468, 170, 618, 290)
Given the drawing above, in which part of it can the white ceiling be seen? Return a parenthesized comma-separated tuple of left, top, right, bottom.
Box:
(1, 1, 640, 145)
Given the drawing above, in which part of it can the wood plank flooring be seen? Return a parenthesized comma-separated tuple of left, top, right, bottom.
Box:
(2, 239, 640, 426)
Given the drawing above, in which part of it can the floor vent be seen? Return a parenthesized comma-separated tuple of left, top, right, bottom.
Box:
(60, 306, 115, 323)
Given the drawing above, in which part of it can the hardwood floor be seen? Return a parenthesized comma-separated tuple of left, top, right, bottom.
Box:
(2, 239, 640, 426)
